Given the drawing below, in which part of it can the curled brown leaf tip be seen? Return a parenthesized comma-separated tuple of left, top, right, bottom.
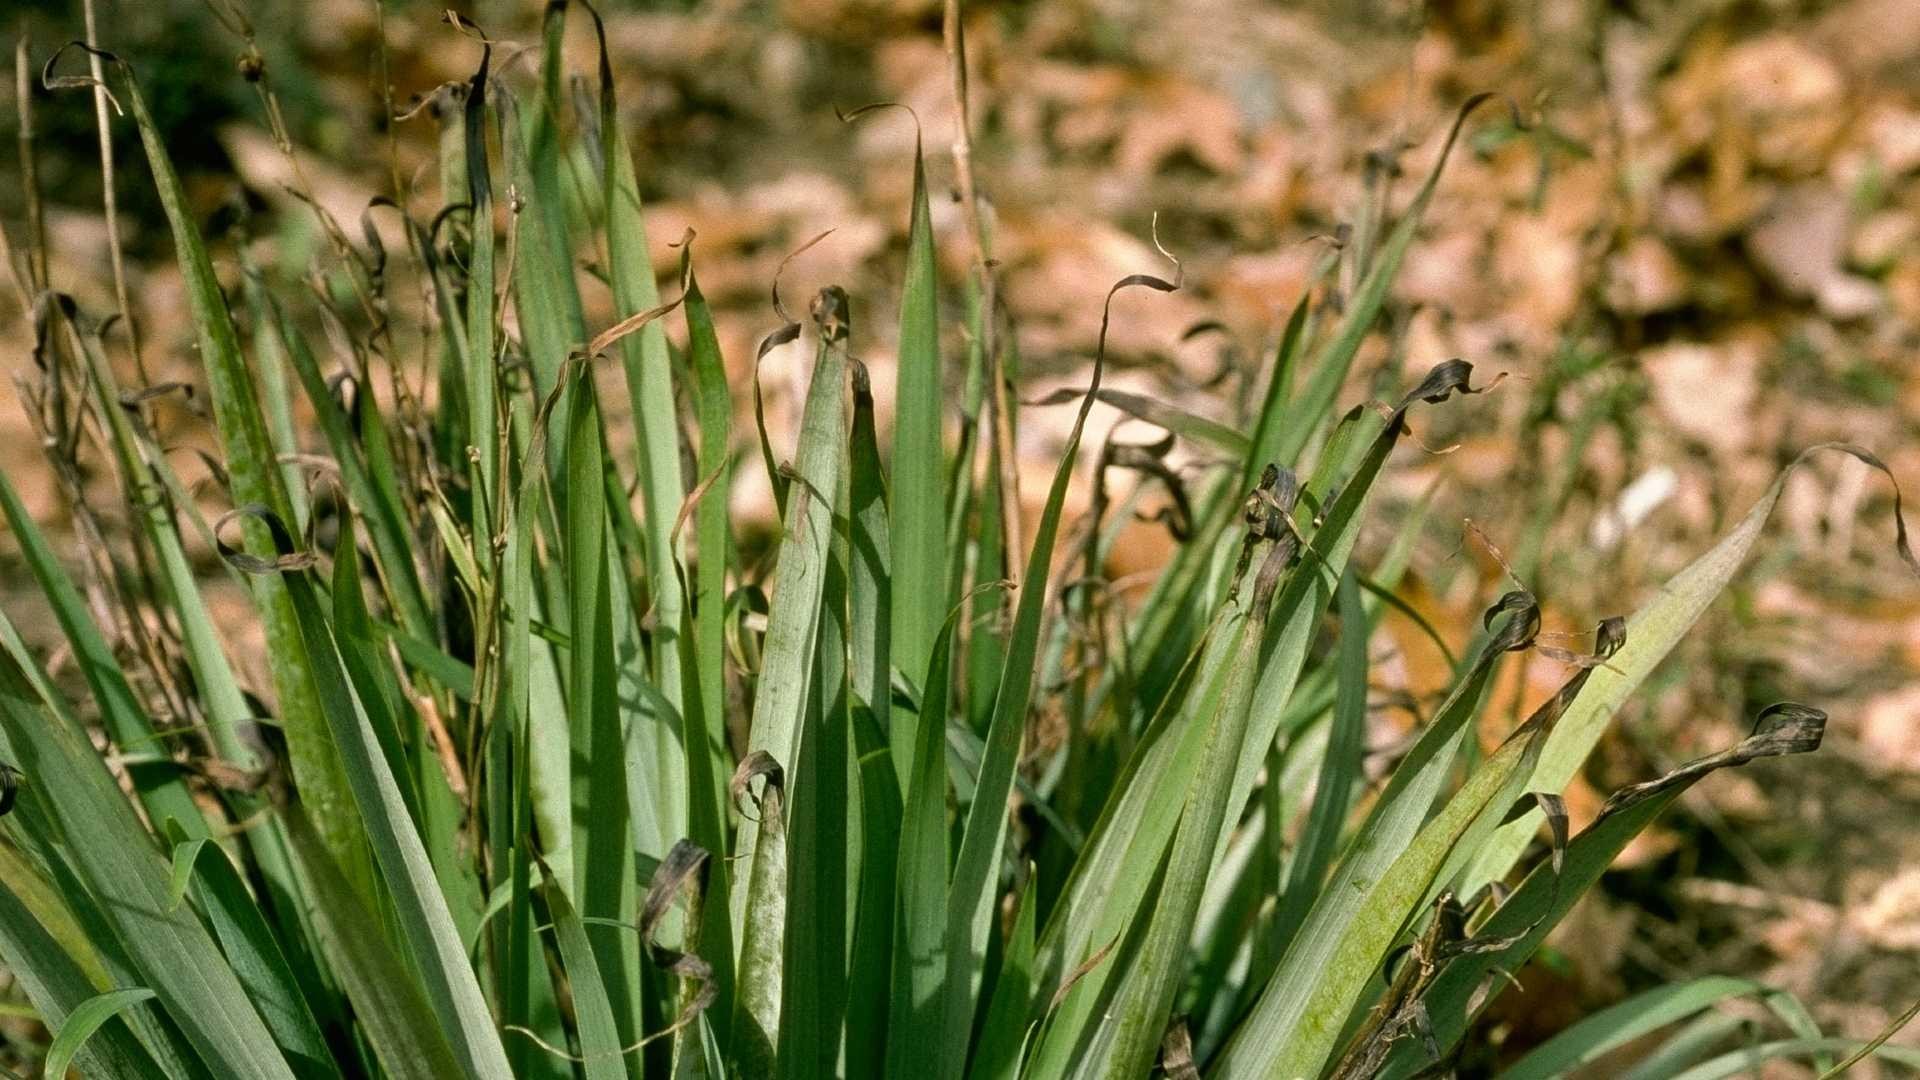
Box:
(1498, 792, 1569, 877)
(835, 100, 924, 151)
(441, 10, 496, 42)
(640, 839, 719, 1042)
(1226, 465, 1302, 600)
(1745, 701, 1827, 754)
(730, 749, 785, 814)
(576, 0, 614, 101)
(1395, 358, 1497, 413)
(40, 42, 126, 115)
(463, 44, 492, 209)
(1240, 466, 1303, 608)
(754, 322, 802, 363)
(1595, 616, 1627, 659)
(1100, 434, 1192, 542)
(213, 505, 315, 575)
(1482, 590, 1541, 653)
(770, 229, 835, 325)
(42, 40, 121, 83)
(641, 840, 709, 942)
(587, 292, 686, 359)
(1506, 608, 1627, 745)
(810, 286, 851, 343)
(1793, 443, 1920, 580)
(427, 202, 473, 255)
(1042, 222, 1185, 449)
(1599, 702, 1827, 819)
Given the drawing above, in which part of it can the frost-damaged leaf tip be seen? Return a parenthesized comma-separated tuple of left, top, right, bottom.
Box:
(1600, 702, 1827, 818)
(212, 504, 317, 575)
(640, 839, 719, 1045)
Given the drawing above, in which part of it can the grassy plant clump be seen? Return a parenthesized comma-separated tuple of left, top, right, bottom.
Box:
(1, 5, 1916, 1079)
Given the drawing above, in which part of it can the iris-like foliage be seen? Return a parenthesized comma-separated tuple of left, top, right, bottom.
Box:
(1, 5, 1914, 1079)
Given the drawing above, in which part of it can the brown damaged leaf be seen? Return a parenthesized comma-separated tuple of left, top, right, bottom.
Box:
(1328, 891, 1459, 1080)
(1331, 616, 1621, 1077)
(1599, 702, 1827, 819)
(639, 839, 719, 1048)
(1159, 1016, 1200, 1080)
(730, 749, 785, 816)
(213, 504, 318, 575)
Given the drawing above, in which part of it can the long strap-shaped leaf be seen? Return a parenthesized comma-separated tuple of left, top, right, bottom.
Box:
(1272, 94, 1491, 470)
(501, 392, 575, 1080)
(558, 354, 643, 1046)
(0, 468, 206, 838)
(282, 812, 466, 1080)
(733, 752, 791, 1073)
(1380, 704, 1830, 1078)
(781, 408, 860, 1077)
(1257, 706, 1549, 1077)
(0, 648, 294, 1079)
(43, 987, 159, 1080)
(1083, 526, 1293, 1075)
(1256, 623, 1634, 1076)
(1213, 586, 1535, 1070)
(1274, 569, 1369, 935)
(939, 260, 1181, 1072)
(516, 1, 588, 411)
(1027, 361, 1490, 1052)
(846, 358, 902, 1075)
(676, 250, 740, 1045)
(585, 2, 689, 725)
(1022, 497, 1278, 1075)
(0, 878, 164, 1078)
(219, 508, 514, 1080)
(54, 43, 366, 883)
(542, 867, 629, 1080)
(1021, 492, 1308, 1067)
(968, 868, 1039, 1080)
(0, 650, 212, 1080)
(461, 42, 499, 528)
(576, 16, 697, 875)
(733, 290, 852, 936)
(885, 112, 948, 788)
(1461, 444, 1919, 894)
(887, 596, 960, 1075)
(1499, 977, 1801, 1080)
(160, 820, 337, 1079)
(1670, 1039, 1920, 1079)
